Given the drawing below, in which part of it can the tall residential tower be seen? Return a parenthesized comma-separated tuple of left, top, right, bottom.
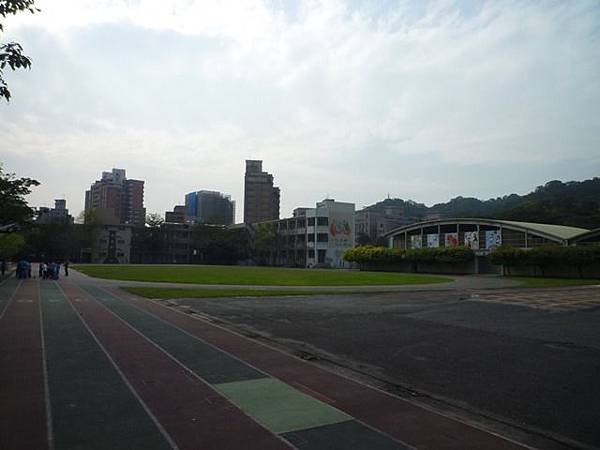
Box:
(243, 160, 280, 223)
(84, 168, 146, 226)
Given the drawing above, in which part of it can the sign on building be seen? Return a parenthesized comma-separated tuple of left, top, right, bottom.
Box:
(426, 234, 439, 248)
(464, 231, 479, 250)
(444, 233, 459, 247)
(485, 230, 502, 249)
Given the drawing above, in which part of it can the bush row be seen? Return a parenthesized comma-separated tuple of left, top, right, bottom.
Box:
(490, 245, 600, 275)
(343, 245, 475, 267)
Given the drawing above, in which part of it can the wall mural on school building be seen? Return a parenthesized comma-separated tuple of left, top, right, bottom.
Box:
(329, 217, 354, 249)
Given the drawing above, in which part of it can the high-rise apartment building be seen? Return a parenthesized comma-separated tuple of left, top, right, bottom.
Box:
(185, 190, 235, 225)
(84, 168, 146, 226)
(243, 160, 280, 223)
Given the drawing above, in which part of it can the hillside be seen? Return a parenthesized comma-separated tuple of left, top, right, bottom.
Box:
(365, 178, 600, 229)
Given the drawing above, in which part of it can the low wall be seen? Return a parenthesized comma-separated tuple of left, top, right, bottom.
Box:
(364, 260, 477, 275)
(363, 258, 600, 279)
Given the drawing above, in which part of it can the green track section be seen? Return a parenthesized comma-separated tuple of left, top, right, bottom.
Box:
(0, 278, 19, 314)
(282, 420, 409, 450)
(82, 285, 407, 448)
(214, 378, 351, 434)
(82, 285, 265, 384)
(39, 282, 172, 450)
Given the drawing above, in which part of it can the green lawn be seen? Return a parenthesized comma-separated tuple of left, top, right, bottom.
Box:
(74, 264, 452, 286)
(510, 277, 600, 288)
(123, 287, 366, 299)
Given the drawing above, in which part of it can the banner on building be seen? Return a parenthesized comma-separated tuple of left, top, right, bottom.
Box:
(410, 235, 422, 249)
(464, 231, 479, 250)
(426, 234, 439, 248)
(485, 230, 502, 249)
(445, 233, 459, 247)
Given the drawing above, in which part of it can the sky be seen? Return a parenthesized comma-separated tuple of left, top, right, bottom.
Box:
(1, 0, 599, 222)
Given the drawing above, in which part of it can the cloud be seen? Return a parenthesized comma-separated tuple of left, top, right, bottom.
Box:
(1, 0, 599, 220)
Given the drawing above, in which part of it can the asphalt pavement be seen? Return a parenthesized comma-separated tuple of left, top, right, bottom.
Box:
(172, 288, 600, 449)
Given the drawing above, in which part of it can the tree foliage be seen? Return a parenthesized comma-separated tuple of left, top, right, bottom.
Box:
(365, 178, 600, 229)
(0, 164, 40, 225)
(145, 213, 164, 228)
(490, 245, 600, 277)
(1, 0, 38, 101)
(192, 224, 249, 265)
(0, 232, 24, 259)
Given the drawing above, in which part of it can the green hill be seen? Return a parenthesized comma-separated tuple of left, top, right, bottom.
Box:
(365, 177, 600, 229)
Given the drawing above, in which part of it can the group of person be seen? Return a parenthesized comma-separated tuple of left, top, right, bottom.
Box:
(13, 258, 70, 279)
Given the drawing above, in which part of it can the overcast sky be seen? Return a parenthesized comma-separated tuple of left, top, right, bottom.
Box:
(1, 0, 599, 222)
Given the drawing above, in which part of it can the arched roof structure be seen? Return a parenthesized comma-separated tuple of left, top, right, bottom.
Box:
(385, 218, 588, 245)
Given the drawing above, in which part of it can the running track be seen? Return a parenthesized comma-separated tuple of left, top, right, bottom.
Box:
(0, 278, 531, 450)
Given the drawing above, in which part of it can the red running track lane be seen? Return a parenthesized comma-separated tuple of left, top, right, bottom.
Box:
(112, 287, 528, 450)
(59, 282, 291, 450)
(0, 280, 49, 450)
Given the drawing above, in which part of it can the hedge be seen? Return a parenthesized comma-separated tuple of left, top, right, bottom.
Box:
(490, 244, 600, 276)
(343, 245, 474, 268)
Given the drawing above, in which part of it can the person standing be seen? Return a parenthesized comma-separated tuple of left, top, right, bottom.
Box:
(1, 260, 6, 277)
(64, 259, 70, 277)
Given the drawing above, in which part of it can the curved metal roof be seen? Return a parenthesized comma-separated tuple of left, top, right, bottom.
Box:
(569, 228, 600, 244)
(385, 218, 589, 243)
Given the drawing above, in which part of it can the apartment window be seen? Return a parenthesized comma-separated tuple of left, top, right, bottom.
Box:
(307, 217, 315, 226)
(317, 217, 328, 226)
(307, 234, 315, 242)
(308, 250, 315, 258)
(317, 233, 328, 242)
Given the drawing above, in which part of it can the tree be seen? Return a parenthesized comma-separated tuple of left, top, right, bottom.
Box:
(0, 164, 40, 224)
(0, 232, 24, 259)
(253, 223, 277, 264)
(145, 213, 164, 228)
(1, 0, 38, 101)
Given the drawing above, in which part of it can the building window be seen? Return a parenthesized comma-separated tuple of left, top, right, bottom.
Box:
(307, 234, 315, 242)
(317, 233, 328, 242)
(318, 249, 326, 263)
(307, 217, 315, 226)
(308, 250, 315, 258)
(317, 217, 328, 226)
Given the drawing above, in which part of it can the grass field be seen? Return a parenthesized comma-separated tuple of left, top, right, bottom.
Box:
(511, 277, 600, 288)
(123, 287, 367, 299)
(75, 264, 452, 286)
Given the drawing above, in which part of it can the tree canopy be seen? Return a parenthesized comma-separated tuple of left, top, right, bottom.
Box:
(0, 164, 39, 225)
(1, 0, 38, 101)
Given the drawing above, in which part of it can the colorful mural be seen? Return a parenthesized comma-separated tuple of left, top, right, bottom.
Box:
(426, 234, 439, 248)
(445, 233, 459, 247)
(485, 230, 502, 249)
(329, 219, 352, 237)
(464, 231, 479, 250)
